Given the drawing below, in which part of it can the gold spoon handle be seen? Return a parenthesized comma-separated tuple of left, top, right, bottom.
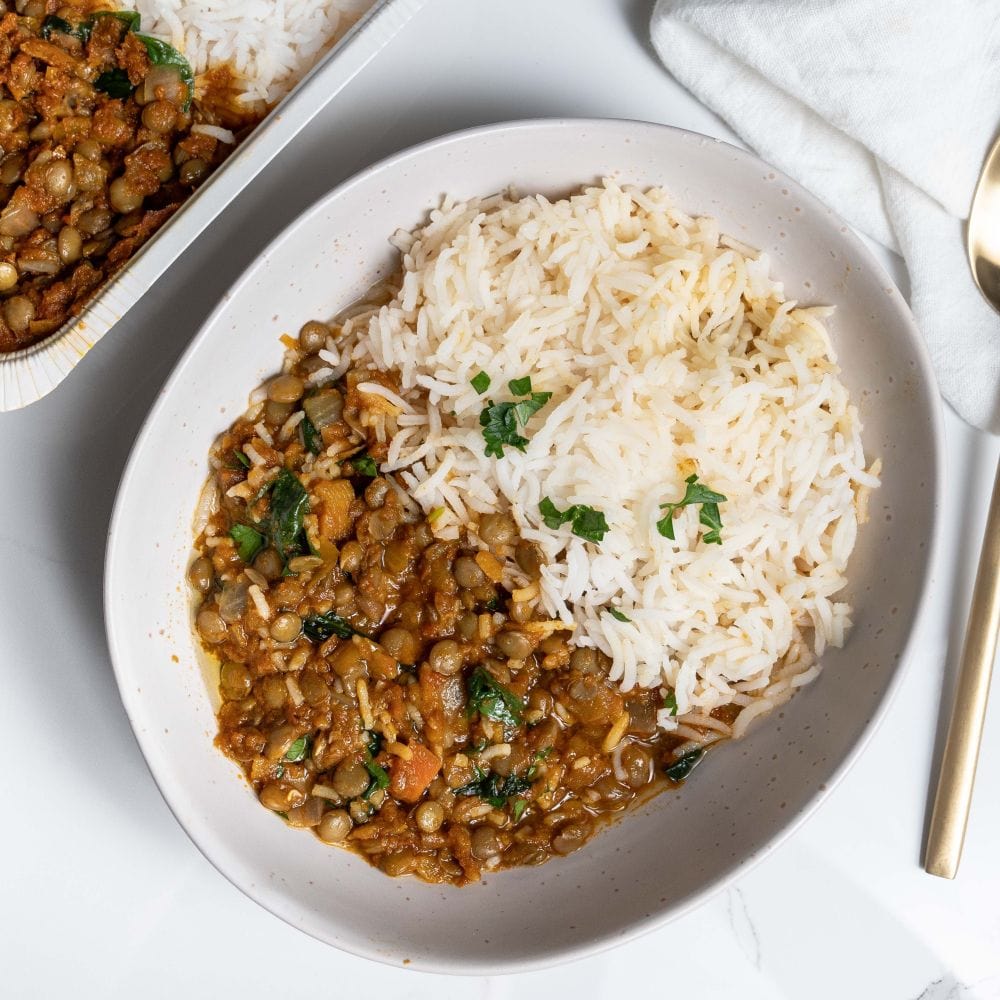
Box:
(925, 456, 1000, 878)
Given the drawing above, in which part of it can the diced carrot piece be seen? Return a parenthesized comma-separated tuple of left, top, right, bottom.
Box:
(474, 551, 504, 582)
(313, 479, 354, 541)
(388, 742, 441, 803)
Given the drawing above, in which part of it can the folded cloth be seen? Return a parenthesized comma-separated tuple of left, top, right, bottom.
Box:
(651, 0, 1000, 432)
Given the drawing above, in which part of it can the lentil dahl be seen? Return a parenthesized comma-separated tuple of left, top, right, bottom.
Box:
(190, 319, 727, 885)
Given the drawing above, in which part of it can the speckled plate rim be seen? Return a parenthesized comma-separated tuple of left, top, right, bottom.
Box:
(0, 0, 426, 413)
(105, 118, 946, 975)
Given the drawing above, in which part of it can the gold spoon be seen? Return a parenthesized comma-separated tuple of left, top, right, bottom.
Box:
(924, 135, 1000, 878)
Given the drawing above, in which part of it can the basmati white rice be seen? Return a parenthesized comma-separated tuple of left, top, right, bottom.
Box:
(120, 0, 376, 105)
(343, 180, 879, 737)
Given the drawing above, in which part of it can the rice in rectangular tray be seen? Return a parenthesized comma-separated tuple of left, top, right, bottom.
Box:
(120, 0, 377, 104)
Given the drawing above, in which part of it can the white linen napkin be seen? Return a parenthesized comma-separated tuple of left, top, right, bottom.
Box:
(651, 0, 1000, 432)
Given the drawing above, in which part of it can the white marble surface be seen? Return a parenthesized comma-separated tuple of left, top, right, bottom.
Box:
(1, 1, 998, 996)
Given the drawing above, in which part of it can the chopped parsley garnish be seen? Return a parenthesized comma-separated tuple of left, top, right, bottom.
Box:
(233, 449, 251, 469)
(456, 767, 531, 808)
(302, 612, 362, 642)
(471, 371, 491, 395)
(663, 690, 678, 717)
(539, 497, 609, 544)
(300, 415, 322, 455)
(479, 376, 552, 459)
(657, 474, 728, 545)
(466, 667, 523, 727)
(229, 523, 264, 563)
(512, 798, 528, 822)
(608, 608, 631, 623)
(284, 735, 311, 763)
(664, 748, 704, 782)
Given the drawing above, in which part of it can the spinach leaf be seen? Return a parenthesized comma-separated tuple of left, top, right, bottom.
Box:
(284, 735, 311, 763)
(657, 474, 728, 544)
(466, 667, 523, 727)
(94, 69, 133, 99)
(233, 449, 251, 469)
(456, 767, 531, 808)
(471, 371, 490, 395)
(664, 748, 704, 782)
(538, 497, 609, 544)
(508, 375, 533, 395)
(363, 757, 390, 799)
(302, 612, 361, 642)
(663, 690, 678, 717)
(90, 10, 142, 32)
(41, 15, 89, 41)
(512, 798, 528, 822)
(266, 469, 309, 562)
(135, 34, 194, 110)
(300, 415, 322, 455)
(349, 453, 378, 477)
(229, 523, 265, 563)
(365, 730, 383, 757)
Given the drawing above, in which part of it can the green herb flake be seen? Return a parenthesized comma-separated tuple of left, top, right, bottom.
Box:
(663, 690, 678, 717)
(657, 474, 728, 544)
(94, 68, 133, 99)
(284, 735, 311, 763)
(266, 469, 310, 562)
(664, 747, 705, 783)
(524, 746, 552, 781)
(233, 450, 251, 469)
(608, 608, 631, 623)
(471, 371, 491, 395)
(538, 497, 609, 544)
(135, 34, 194, 110)
(229, 523, 265, 564)
(466, 666, 523, 727)
(300, 415, 322, 455)
(508, 375, 533, 396)
(363, 757, 390, 799)
(456, 767, 531, 808)
(350, 453, 378, 478)
(512, 798, 528, 822)
(365, 730, 383, 758)
(479, 390, 552, 459)
(302, 612, 361, 643)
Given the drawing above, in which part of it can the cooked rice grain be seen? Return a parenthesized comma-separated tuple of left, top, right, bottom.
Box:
(344, 180, 878, 736)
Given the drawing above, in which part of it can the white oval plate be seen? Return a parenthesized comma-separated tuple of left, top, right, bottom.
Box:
(105, 119, 943, 974)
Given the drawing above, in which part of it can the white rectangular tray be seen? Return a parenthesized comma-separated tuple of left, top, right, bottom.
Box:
(0, 0, 425, 412)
